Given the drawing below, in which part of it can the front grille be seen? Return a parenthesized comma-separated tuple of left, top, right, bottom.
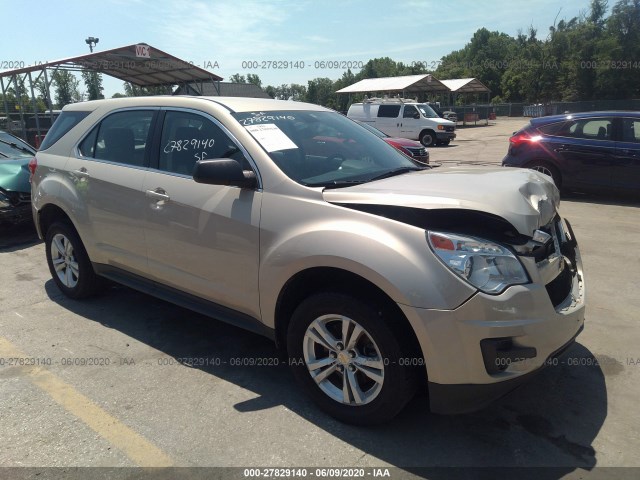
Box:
(405, 146, 427, 157)
(546, 264, 572, 307)
(444, 126, 455, 132)
(0, 189, 31, 206)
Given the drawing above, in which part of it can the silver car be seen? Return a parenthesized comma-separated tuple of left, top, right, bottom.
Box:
(31, 97, 585, 425)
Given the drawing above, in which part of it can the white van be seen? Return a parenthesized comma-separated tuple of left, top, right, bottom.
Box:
(347, 98, 456, 147)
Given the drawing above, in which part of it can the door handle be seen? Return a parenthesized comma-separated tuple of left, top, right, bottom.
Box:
(145, 188, 170, 202)
(73, 167, 90, 178)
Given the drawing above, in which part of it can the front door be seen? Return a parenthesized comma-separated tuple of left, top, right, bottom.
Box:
(143, 109, 262, 319)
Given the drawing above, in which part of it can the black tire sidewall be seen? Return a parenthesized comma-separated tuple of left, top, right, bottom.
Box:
(420, 130, 436, 147)
(45, 222, 98, 299)
(287, 292, 417, 425)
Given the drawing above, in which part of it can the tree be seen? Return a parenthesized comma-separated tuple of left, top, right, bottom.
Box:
(246, 74, 262, 88)
(51, 70, 80, 107)
(306, 77, 336, 108)
(123, 82, 172, 96)
(81, 70, 104, 100)
(264, 85, 276, 98)
(229, 73, 246, 83)
(34, 78, 53, 110)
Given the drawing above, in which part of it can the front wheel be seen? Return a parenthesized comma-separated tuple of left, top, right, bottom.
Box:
(45, 222, 101, 299)
(419, 130, 437, 147)
(287, 293, 418, 425)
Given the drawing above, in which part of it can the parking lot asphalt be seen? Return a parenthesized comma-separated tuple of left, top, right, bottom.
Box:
(1, 118, 639, 478)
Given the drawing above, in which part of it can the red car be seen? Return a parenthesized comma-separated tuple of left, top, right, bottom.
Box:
(356, 120, 429, 165)
(298, 119, 430, 166)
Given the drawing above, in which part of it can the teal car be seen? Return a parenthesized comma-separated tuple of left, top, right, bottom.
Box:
(0, 131, 35, 224)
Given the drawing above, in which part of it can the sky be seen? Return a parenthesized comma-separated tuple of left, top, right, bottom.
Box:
(1, 0, 592, 98)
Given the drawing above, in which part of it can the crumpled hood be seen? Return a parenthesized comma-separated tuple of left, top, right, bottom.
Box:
(323, 166, 559, 236)
(0, 158, 31, 193)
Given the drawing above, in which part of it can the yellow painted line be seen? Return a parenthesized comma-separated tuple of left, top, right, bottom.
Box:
(0, 336, 173, 467)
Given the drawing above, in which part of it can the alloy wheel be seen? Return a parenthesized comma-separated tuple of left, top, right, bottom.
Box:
(303, 314, 385, 405)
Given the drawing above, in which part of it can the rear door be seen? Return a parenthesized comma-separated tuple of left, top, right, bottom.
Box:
(548, 116, 615, 189)
(66, 109, 156, 275)
(142, 108, 262, 319)
(612, 117, 640, 193)
(375, 104, 401, 137)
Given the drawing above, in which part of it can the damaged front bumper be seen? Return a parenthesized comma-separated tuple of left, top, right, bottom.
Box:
(0, 191, 32, 224)
(400, 217, 586, 414)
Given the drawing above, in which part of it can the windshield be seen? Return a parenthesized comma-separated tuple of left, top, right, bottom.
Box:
(0, 131, 36, 158)
(416, 104, 439, 119)
(232, 110, 421, 187)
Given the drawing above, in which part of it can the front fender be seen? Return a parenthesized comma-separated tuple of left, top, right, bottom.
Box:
(258, 195, 476, 328)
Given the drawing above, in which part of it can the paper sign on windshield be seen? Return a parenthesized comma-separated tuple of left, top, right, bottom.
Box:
(245, 124, 298, 152)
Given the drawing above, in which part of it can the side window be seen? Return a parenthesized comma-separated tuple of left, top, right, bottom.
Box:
(377, 105, 401, 118)
(78, 126, 98, 157)
(159, 111, 247, 176)
(538, 121, 568, 137)
(568, 118, 612, 141)
(39, 111, 89, 150)
(403, 105, 418, 119)
(89, 110, 153, 166)
(622, 119, 640, 143)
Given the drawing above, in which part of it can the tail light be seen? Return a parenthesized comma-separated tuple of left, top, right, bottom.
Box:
(509, 131, 542, 146)
(28, 157, 37, 182)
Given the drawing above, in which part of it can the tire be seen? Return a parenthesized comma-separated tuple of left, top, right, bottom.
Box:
(527, 161, 562, 189)
(287, 292, 418, 425)
(45, 221, 101, 299)
(419, 130, 437, 147)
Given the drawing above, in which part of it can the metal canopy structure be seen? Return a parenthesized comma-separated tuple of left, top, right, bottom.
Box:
(0, 43, 222, 146)
(335, 74, 450, 95)
(335, 74, 492, 109)
(440, 78, 490, 94)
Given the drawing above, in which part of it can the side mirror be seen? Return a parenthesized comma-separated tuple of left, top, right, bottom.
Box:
(193, 159, 257, 189)
(413, 112, 420, 119)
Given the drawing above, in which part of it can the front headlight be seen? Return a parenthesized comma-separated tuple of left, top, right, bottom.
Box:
(427, 231, 529, 294)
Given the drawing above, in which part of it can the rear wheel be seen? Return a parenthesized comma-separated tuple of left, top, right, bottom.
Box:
(527, 161, 562, 189)
(287, 292, 418, 425)
(45, 222, 101, 299)
(419, 130, 437, 147)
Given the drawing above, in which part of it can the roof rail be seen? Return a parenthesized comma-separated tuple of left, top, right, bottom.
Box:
(362, 96, 418, 104)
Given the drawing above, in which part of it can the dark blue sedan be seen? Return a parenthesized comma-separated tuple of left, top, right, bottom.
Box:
(502, 111, 640, 195)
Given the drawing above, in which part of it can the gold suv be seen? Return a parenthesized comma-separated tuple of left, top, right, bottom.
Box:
(31, 97, 585, 424)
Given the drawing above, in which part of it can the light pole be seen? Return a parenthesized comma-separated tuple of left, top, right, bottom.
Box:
(85, 37, 99, 53)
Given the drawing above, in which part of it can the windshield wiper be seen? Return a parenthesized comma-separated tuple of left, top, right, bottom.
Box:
(308, 179, 366, 189)
(0, 138, 33, 154)
(366, 166, 423, 183)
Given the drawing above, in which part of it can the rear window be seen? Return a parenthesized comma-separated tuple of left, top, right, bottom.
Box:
(39, 111, 90, 150)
